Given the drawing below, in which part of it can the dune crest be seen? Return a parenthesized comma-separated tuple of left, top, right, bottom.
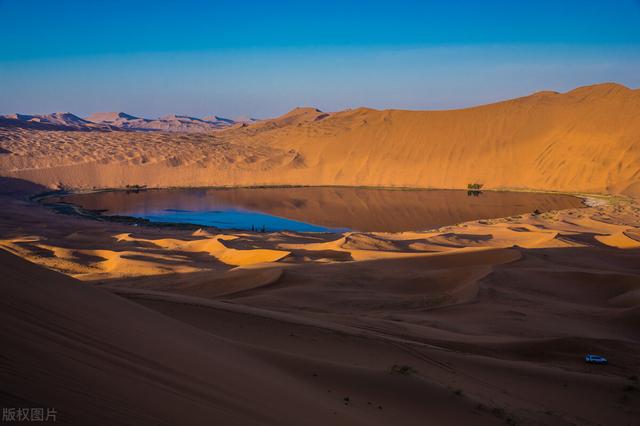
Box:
(115, 232, 291, 267)
(1, 154, 639, 425)
(1, 83, 639, 196)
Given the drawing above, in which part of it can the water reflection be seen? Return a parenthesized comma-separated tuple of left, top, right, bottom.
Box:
(59, 187, 583, 232)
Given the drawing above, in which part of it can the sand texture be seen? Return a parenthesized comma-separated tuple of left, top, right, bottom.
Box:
(1, 83, 640, 425)
(0, 176, 639, 425)
(1, 83, 640, 196)
(86, 112, 238, 132)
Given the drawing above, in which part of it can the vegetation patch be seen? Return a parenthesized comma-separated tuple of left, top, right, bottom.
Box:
(125, 184, 147, 193)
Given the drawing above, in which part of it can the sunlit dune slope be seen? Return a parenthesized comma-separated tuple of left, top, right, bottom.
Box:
(1, 83, 639, 196)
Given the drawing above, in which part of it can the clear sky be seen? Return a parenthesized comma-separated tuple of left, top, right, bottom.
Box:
(1, 0, 639, 119)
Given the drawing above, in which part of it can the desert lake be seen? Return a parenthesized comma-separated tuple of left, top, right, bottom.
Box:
(58, 187, 584, 232)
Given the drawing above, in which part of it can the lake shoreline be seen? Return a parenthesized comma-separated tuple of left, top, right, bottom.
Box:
(38, 185, 590, 234)
(2, 175, 639, 426)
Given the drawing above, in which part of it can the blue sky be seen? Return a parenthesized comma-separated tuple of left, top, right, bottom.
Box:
(1, 0, 639, 118)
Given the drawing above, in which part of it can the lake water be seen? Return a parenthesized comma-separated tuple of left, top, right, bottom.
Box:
(58, 187, 583, 233)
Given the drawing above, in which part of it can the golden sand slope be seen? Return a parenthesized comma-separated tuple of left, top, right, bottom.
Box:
(2, 189, 639, 288)
(0, 230, 289, 281)
(2, 189, 639, 425)
(1, 83, 639, 196)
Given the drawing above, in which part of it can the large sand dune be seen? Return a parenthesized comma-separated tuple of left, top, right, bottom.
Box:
(1, 83, 640, 424)
(1, 179, 639, 424)
(1, 83, 639, 195)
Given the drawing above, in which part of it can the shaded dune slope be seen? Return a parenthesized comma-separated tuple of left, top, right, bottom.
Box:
(3, 243, 639, 425)
(0, 176, 639, 425)
(0, 249, 506, 426)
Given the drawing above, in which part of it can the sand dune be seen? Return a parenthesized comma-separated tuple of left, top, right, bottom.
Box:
(115, 232, 290, 267)
(3, 223, 639, 425)
(2, 83, 639, 196)
(5, 249, 501, 426)
(0, 112, 118, 131)
(1, 83, 640, 425)
(87, 112, 238, 132)
(0, 171, 638, 425)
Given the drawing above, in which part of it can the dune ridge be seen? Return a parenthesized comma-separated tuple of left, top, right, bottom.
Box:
(1, 177, 639, 424)
(1, 83, 639, 196)
(86, 112, 240, 132)
(2, 83, 640, 425)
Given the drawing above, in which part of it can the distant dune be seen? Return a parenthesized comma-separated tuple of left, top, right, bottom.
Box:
(0, 112, 119, 131)
(2, 84, 640, 425)
(230, 115, 260, 124)
(85, 111, 139, 123)
(1, 83, 639, 196)
(202, 115, 236, 125)
(1, 111, 243, 133)
(86, 112, 238, 132)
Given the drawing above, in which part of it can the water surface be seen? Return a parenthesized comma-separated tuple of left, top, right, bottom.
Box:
(59, 187, 583, 232)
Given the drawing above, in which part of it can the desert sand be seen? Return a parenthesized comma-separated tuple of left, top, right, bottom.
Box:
(1, 83, 639, 425)
(1, 83, 640, 196)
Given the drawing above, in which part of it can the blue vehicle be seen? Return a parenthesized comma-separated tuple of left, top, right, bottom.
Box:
(585, 354, 608, 365)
